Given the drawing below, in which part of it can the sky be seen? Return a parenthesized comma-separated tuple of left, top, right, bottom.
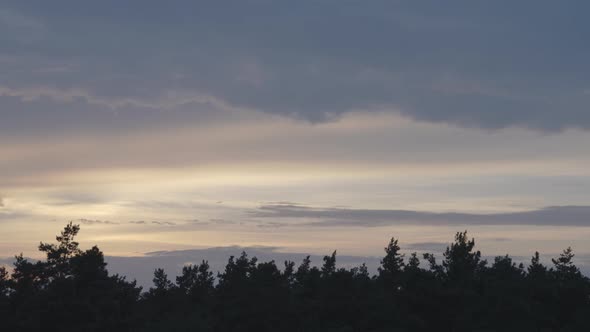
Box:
(1, 1, 590, 284)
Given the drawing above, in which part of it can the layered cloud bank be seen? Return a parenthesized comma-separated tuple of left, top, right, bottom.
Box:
(1, 1, 590, 132)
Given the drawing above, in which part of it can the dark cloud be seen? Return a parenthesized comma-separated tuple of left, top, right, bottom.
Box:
(0, 1, 589, 132)
(251, 204, 590, 227)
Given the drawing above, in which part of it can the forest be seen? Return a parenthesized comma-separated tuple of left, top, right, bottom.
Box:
(1, 223, 589, 331)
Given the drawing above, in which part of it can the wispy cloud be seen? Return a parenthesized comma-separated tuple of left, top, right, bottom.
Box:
(77, 218, 118, 225)
(209, 219, 236, 225)
(404, 242, 449, 252)
(0, 86, 241, 113)
(151, 221, 176, 226)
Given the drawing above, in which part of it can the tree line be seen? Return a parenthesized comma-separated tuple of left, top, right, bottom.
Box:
(1, 223, 589, 331)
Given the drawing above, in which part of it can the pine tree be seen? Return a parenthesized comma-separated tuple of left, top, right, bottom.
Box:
(379, 237, 405, 277)
(38, 222, 82, 281)
(527, 251, 547, 278)
(552, 247, 580, 277)
(151, 268, 174, 294)
(442, 231, 485, 283)
(321, 251, 337, 278)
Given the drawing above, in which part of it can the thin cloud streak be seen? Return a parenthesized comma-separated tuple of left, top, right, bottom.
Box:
(251, 204, 590, 227)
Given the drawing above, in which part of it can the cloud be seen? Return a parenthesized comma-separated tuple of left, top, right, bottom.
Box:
(0, 211, 26, 221)
(209, 219, 236, 225)
(0, 86, 239, 113)
(129, 221, 147, 225)
(251, 204, 590, 227)
(0, 1, 589, 131)
(403, 240, 511, 253)
(75, 219, 182, 226)
(0, 9, 43, 29)
(150, 221, 176, 226)
(256, 221, 291, 229)
(0, 196, 4, 207)
(128, 221, 177, 226)
(76, 218, 118, 225)
(46, 192, 109, 206)
(405, 242, 449, 252)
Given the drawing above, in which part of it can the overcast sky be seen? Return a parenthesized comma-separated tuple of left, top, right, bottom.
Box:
(1, 1, 590, 279)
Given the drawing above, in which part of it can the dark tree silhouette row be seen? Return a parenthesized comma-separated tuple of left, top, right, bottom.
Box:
(1, 223, 589, 331)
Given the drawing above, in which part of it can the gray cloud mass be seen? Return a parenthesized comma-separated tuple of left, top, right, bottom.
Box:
(0, 1, 589, 133)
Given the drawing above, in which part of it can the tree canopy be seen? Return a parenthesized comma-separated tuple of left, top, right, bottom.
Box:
(1, 224, 590, 331)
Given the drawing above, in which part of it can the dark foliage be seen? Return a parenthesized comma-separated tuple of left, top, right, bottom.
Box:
(2, 224, 590, 331)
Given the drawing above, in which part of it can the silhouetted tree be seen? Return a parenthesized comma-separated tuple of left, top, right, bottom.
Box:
(176, 260, 214, 301)
(150, 268, 174, 295)
(552, 247, 580, 278)
(283, 260, 296, 285)
(406, 252, 420, 271)
(38, 222, 82, 281)
(443, 231, 486, 284)
(321, 250, 337, 277)
(549, 247, 590, 328)
(528, 251, 547, 278)
(380, 238, 404, 272)
(0, 266, 10, 321)
(295, 255, 311, 286)
(378, 237, 404, 284)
